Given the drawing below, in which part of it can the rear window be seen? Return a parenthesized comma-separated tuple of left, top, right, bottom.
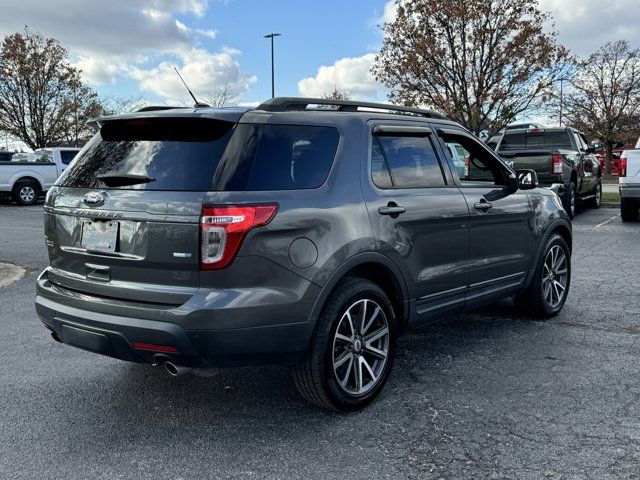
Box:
(212, 124, 339, 191)
(499, 131, 573, 151)
(57, 118, 234, 191)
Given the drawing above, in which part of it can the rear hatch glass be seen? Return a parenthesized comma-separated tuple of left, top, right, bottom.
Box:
(57, 117, 234, 191)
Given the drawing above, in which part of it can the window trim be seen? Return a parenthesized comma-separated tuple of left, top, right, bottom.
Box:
(435, 127, 513, 188)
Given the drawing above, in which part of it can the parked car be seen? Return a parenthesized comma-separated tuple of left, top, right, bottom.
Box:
(594, 148, 627, 176)
(486, 124, 544, 150)
(496, 127, 602, 218)
(0, 151, 19, 162)
(35, 98, 572, 411)
(619, 138, 640, 221)
(0, 147, 79, 205)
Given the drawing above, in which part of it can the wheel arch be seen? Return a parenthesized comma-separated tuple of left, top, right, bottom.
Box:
(308, 252, 410, 332)
(10, 174, 44, 192)
(523, 219, 572, 289)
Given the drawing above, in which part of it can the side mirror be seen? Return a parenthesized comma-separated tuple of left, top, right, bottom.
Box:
(583, 147, 596, 154)
(516, 169, 539, 190)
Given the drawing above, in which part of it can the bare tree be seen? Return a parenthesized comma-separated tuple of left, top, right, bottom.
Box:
(204, 81, 240, 107)
(100, 95, 147, 115)
(372, 0, 573, 134)
(563, 41, 640, 175)
(0, 29, 103, 148)
(321, 87, 352, 100)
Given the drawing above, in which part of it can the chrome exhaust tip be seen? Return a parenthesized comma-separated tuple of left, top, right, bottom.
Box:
(163, 361, 191, 377)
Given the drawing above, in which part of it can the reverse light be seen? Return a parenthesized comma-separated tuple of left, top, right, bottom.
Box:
(551, 154, 563, 174)
(200, 204, 278, 270)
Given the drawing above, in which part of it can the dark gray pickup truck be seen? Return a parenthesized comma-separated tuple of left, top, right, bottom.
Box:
(496, 127, 602, 217)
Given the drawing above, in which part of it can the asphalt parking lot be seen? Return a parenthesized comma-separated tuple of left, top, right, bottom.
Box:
(1, 203, 639, 480)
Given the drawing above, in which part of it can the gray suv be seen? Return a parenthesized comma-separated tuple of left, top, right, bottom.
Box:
(35, 98, 572, 411)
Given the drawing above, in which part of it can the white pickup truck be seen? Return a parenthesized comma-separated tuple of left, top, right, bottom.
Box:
(620, 138, 640, 221)
(0, 147, 79, 205)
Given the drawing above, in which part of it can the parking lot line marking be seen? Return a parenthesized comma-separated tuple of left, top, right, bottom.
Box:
(0, 226, 42, 231)
(596, 214, 619, 228)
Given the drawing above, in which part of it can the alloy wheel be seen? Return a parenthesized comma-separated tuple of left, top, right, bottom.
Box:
(542, 245, 568, 308)
(332, 299, 390, 396)
(19, 186, 35, 203)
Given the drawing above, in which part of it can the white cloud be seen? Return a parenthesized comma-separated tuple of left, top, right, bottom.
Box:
(129, 48, 256, 104)
(540, 0, 640, 56)
(298, 53, 385, 100)
(0, 0, 253, 101)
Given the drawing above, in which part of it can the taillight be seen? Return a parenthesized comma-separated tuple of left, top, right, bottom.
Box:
(620, 157, 627, 177)
(551, 154, 563, 174)
(200, 204, 278, 270)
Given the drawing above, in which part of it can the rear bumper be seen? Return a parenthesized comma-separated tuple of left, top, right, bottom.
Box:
(620, 183, 640, 198)
(35, 269, 318, 367)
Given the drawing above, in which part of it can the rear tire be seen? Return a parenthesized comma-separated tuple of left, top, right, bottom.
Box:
(621, 197, 639, 222)
(515, 234, 571, 319)
(293, 278, 397, 411)
(587, 181, 601, 209)
(562, 182, 576, 219)
(12, 180, 41, 206)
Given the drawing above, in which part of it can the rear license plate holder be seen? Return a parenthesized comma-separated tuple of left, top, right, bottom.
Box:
(81, 220, 119, 253)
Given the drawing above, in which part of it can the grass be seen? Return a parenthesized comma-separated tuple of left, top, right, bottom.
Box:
(602, 175, 619, 185)
(601, 191, 621, 205)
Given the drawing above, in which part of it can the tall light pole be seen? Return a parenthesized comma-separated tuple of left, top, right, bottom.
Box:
(263, 33, 282, 98)
(559, 77, 567, 127)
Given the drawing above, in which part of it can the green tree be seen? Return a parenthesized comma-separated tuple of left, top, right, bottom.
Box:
(372, 0, 572, 134)
(0, 29, 102, 149)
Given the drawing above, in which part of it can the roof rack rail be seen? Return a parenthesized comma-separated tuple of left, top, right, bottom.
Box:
(256, 97, 447, 119)
(136, 105, 189, 112)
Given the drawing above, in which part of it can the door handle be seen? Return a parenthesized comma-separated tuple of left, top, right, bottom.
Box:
(474, 200, 493, 211)
(378, 205, 406, 216)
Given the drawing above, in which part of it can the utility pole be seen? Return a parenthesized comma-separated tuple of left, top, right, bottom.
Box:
(263, 33, 282, 98)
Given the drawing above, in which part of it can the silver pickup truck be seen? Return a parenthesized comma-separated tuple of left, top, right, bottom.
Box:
(0, 147, 79, 205)
(620, 138, 640, 221)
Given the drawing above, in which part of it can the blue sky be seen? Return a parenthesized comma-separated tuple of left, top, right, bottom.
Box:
(1, 0, 640, 109)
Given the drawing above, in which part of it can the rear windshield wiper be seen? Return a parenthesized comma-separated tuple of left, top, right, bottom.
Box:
(96, 172, 156, 187)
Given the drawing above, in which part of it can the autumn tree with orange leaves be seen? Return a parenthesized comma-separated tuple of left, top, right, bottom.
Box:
(372, 0, 574, 134)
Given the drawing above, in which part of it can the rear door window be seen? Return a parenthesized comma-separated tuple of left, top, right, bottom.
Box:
(57, 118, 234, 191)
(371, 135, 446, 189)
(212, 124, 339, 191)
(59, 150, 78, 165)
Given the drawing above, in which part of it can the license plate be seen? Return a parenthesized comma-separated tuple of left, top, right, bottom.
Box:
(81, 221, 119, 253)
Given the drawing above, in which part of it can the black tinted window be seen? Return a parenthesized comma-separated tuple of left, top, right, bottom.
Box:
(212, 124, 339, 191)
(57, 118, 234, 191)
(372, 135, 445, 188)
(60, 150, 78, 165)
(499, 131, 573, 151)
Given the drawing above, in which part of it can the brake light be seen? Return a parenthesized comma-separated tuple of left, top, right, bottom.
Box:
(200, 204, 278, 270)
(620, 157, 627, 177)
(551, 155, 563, 174)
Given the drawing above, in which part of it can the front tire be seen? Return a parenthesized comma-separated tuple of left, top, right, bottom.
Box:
(515, 234, 571, 318)
(621, 197, 639, 222)
(12, 180, 41, 206)
(293, 278, 397, 411)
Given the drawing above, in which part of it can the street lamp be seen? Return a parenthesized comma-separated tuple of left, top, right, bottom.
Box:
(264, 33, 282, 98)
(559, 77, 567, 127)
